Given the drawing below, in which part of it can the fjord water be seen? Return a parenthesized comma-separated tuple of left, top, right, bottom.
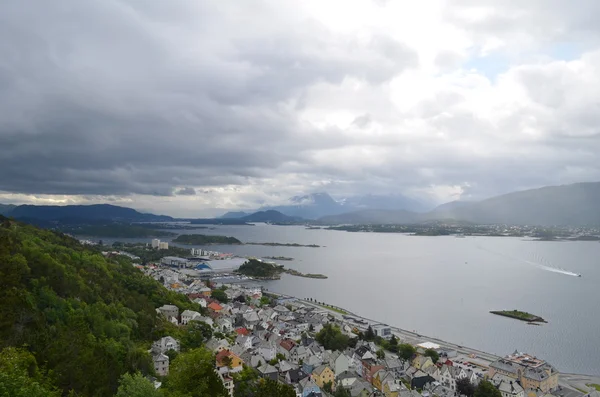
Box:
(119, 224, 600, 374)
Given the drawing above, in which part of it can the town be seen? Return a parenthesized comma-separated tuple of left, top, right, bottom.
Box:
(107, 240, 595, 397)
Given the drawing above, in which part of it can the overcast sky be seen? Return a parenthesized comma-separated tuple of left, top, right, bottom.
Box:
(1, 0, 600, 216)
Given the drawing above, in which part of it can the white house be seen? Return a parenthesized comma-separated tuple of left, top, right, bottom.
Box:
(258, 341, 277, 361)
(152, 336, 180, 354)
(181, 310, 202, 325)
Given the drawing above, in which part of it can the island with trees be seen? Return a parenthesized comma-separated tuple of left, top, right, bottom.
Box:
(262, 256, 294, 261)
(490, 310, 547, 323)
(235, 258, 327, 279)
(172, 234, 242, 245)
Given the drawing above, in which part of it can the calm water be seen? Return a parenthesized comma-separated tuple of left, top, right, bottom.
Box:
(95, 224, 600, 375)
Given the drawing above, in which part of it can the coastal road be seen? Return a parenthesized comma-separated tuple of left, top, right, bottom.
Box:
(267, 291, 589, 395)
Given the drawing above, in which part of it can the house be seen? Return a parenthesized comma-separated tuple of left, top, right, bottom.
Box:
(235, 335, 254, 351)
(257, 363, 279, 381)
(497, 380, 525, 397)
(384, 357, 404, 376)
(278, 360, 298, 375)
(423, 364, 440, 381)
(180, 310, 202, 325)
(372, 324, 392, 339)
(303, 354, 324, 374)
(216, 317, 234, 332)
(258, 341, 277, 361)
(216, 350, 244, 374)
(193, 297, 207, 307)
(440, 364, 459, 391)
(298, 377, 322, 397)
(199, 286, 212, 296)
(488, 352, 559, 393)
(291, 345, 310, 364)
(383, 379, 404, 397)
(153, 353, 169, 376)
(373, 369, 397, 392)
(208, 302, 223, 313)
(337, 370, 360, 388)
(216, 370, 234, 397)
(157, 304, 179, 320)
(278, 339, 297, 359)
(152, 336, 180, 354)
(350, 380, 374, 397)
(412, 355, 434, 370)
(312, 365, 335, 389)
(361, 359, 384, 383)
(410, 370, 435, 390)
(206, 338, 230, 353)
(286, 368, 310, 385)
(329, 351, 350, 376)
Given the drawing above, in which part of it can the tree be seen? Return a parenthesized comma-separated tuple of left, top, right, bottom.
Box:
(323, 381, 333, 393)
(474, 380, 501, 397)
(424, 349, 440, 364)
(334, 387, 352, 397)
(376, 349, 385, 359)
(365, 326, 375, 341)
(116, 372, 161, 397)
(181, 320, 213, 350)
(389, 335, 398, 346)
(0, 347, 60, 397)
(456, 377, 476, 397)
(163, 348, 228, 397)
(397, 344, 416, 361)
(211, 289, 229, 303)
(252, 379, 296, 397)
(316, 324, 350, 351)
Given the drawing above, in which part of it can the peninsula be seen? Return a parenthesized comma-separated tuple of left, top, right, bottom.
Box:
(235, 258, 327, 279)
(172, 234, 242, 245)
(490, 310, 547, 323)
(262, 256, 294, 261)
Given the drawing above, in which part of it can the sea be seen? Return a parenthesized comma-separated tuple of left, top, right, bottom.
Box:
(89, 224, 600, 375)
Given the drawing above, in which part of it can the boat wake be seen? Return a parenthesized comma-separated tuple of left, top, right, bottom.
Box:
(522, 260, 581, 277)
(476, 245, 581, 277)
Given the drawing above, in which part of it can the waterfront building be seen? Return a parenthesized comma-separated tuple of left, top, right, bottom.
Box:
(152, 238, 160, 248)
(488, 352, 559, 393)
(159, 241, 169, 250)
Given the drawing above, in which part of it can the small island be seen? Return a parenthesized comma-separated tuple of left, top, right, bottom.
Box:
(490, 310, 547, 323)
(246, 242, 320, 247)
(172, 234, 242, 245)
(262, 256, 294, 261)
(236, 259, 327, 280)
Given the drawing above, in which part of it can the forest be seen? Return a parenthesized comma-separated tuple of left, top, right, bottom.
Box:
(0, 216, 226, 396)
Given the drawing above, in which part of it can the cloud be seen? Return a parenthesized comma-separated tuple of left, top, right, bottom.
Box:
(0, 0, 599, 215)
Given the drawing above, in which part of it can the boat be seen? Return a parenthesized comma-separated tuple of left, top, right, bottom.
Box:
(578, 274, 582, 277)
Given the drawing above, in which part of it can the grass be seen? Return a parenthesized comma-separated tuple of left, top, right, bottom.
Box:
(309, 301, 348, 315)
(587, 384, 600, 391)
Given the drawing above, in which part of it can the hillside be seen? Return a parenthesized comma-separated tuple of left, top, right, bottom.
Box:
(9, 204, 173, 222)
(319, 182, 600, 226)
(0, 204, 15, 215)
(240, 210, 303, 223)
(0, 216, 207, 396)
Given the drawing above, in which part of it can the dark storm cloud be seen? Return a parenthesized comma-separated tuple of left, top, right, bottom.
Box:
(175, 187, 196, 196)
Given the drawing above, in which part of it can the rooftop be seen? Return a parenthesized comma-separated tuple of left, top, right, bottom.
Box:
(505, 352, 545, 368)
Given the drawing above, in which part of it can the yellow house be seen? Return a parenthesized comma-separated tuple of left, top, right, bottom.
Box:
(412, 355, 434, 370)
(383, 381, 400, 397)
(312, 365, 335, 389)
(216, 350, 243, 371)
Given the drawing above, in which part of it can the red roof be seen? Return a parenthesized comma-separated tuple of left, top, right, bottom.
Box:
(235, 327, 250, 336)
(279, 339, 296, 351)
(208, 302, 223, 311)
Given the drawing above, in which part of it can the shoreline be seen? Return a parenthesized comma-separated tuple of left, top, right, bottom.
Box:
(264, 290, 598, 389)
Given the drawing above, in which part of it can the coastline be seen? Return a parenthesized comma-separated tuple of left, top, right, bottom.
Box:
(264, 290, 599, 391)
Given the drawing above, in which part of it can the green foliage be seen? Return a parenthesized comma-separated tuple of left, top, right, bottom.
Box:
(236, 259, 283, 278)
(251, 379, 296, 397)
(162, 348, 228, 397)
(323, 381, 333, 393)
(424, 349, 440, 364)
(259, 296, 271, 306)
(398, 344, 416, 361)
(376, 349, 385, 359)
(172, 234, 241, 245)
(0, 347, 60, 397)
(211, 289, 229, 303)
(116, 372, 161, 397)
(365, 326, 375, 341)
(474, 380, 501, 397)
(0, 219, 201, 396)
(233, 366, 259, 397)
(334, 387, 352, 397)
(456, 377, 476, 397)
(315, 324, 350, 351)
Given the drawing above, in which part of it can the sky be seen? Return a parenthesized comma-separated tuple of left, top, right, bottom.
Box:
(1, 0, 600, 217)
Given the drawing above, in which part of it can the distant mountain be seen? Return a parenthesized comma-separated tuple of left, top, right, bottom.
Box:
(340, 194, 432, 212)
(319, 182, 600, 226)
(430, 182, 600, 226)
(9, 204, 173, 222)
(219, 211, 250, 219)
(318, 209, 422, 225)
(0, 204, 16, 215)
(261, 192, 343, 219)
(240, 210, 303, 223)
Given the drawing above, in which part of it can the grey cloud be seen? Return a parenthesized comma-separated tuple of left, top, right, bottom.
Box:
(175, 187, 196, 196)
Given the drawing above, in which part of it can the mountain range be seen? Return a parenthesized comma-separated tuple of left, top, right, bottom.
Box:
(3, 182, 600, 226)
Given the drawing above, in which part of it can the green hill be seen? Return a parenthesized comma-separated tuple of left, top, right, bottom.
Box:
(0, 216, 211, 396)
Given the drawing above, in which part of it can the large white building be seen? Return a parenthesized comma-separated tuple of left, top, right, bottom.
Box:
(159, 241, 169, 250)
(152, 239, 160, 248)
